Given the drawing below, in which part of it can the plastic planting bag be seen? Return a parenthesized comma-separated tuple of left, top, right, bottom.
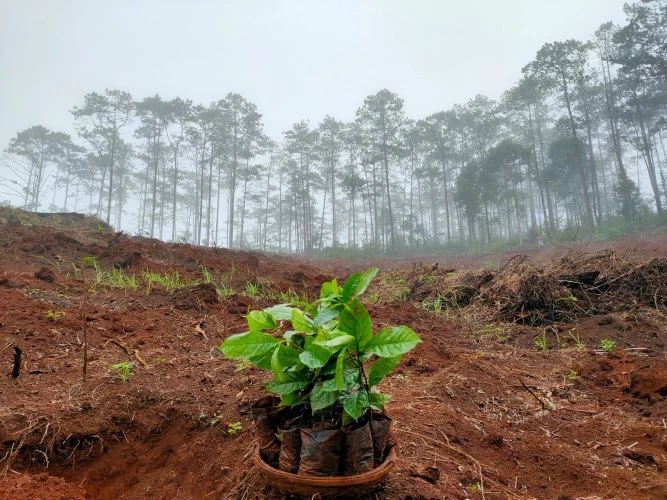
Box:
(341, 421, 374, 475)
(298, 422, 343, 476)
(370, 413, 393, 465)
(251, 396, 282, 467)
(278, 416, 302, 473)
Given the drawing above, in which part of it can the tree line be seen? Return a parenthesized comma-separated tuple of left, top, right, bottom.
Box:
(2, 0, 666, 255)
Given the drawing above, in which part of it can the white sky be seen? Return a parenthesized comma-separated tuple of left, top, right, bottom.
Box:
(1, 0, 628, 148)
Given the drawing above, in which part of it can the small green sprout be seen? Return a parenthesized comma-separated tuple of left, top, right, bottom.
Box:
(45, 310, 66, 322)
(599, 339, 616, 352)
(235, 360, 253, 372)
(227, 422, 243, 435)
(244, 282, 259, 298)
(562, 369, 579, 381)
(569, 329, 585, 349)
(534, 331, 548, 351)
(81, 256, 98, 268)
(110, 361, 133, 381)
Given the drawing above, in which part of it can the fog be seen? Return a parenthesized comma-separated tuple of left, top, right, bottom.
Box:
(1, 0, 626, 142)
(2, 0, 665, 256)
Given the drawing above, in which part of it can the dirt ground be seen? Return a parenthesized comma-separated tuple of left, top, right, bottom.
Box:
(0, 208, 665, 499)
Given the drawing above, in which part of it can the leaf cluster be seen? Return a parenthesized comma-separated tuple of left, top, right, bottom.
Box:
(220, 268, 421, 423)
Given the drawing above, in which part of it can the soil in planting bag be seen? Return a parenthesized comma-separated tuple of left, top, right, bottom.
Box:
(278, 416, 302, 473)
(251, 396, 282, 467)
(340, 421, 374, 476)
(298, 422, 343, 477)
(370, 413, 393, 465)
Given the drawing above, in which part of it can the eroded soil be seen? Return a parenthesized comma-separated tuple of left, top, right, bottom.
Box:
(0, 209, 665, 499)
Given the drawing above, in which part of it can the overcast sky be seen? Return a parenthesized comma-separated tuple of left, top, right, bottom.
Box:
(1, 0, 629, 148)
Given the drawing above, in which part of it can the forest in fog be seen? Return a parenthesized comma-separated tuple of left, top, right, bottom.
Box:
(2, 0, 666, 255)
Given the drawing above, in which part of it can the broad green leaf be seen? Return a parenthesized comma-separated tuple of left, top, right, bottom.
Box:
(280, 392, 308, 407)
(271, 346, 285, 381)
(366, 326, 421, 357)
(342, 390, 368, 421)
(368, 391, 391, 411)
(343, 368, 360, 388)
(314, 334, 354, 349)
(264, 303, 294, 321)
(299, 343, 332, 369)
(248, 350, 273, 370)
(274, 344, 301, 367)
(314, 308, 339, 327)
(339, 299, 372, 354)
(320, 378, 340, 392)
(246, 310, 277, 332)
(335, 349, 346, 390)
(271, 345, 301, 381)
(341, 273, 361, 302)
(310, 383, 340, 411)
(291, 309, 315, 334)
(320, 279, 339, 299)
(266, 372, 310, 395)
(220, 331, 280, 359)
(368, 355, 402, 387)
(355, 267, 378, 297)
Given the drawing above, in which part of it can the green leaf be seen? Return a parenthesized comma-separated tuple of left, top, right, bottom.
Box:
(366, 326, 421, 357)
(355, 267, 378, 297)
(266, 372, 310, 395)
(246, 310, 278, 332)
(368, 391, 391, 411)
(299, 343, 332, 369)
(314, 334, 354, 349)
(248, 350, 273, 370)
(335, 349, 346, 390)
(341, 273, 361, 302)
(339, 299, 372, 354)
(220, 331, 280, 359)
(280, 392, 308, 407)
(342, 390, 368, 421)
(310, 383, 340, 412)
(314, 308, 339, 327)
(276, 344, 301, 368)
(291, 309, 315, 334)
(320, 279, 339, 299)
(341, 268, 378, 302)
(368, 355, 402, 387)
(320, 378, 340, 392)
(271, 345, 301, 380)
(271, 346, 284, 381)
(264, 303, 294, 321)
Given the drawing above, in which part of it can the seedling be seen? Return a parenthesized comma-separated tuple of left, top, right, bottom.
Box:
(81, 256, 98, 269)
(568, 329, 585, 349)
(534, 330, 548, 351)
(557, 289, 578, 304)
(215, 283, 235, 300)
(244, 282, 259, 298)
(235, 360, 253, 372)
(45, 310, 66, 322)
(220, 268, 421, 423)
(110, 361, 133, 381)
(562, 369, 579, 381)
(227, 422, 243, 434)
(599, 339, 616, 352)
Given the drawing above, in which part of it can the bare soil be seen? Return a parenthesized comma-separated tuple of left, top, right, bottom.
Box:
(0, 208, 665, 499)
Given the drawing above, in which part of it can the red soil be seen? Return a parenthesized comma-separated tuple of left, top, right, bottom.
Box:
(0, 210, 665, 499)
